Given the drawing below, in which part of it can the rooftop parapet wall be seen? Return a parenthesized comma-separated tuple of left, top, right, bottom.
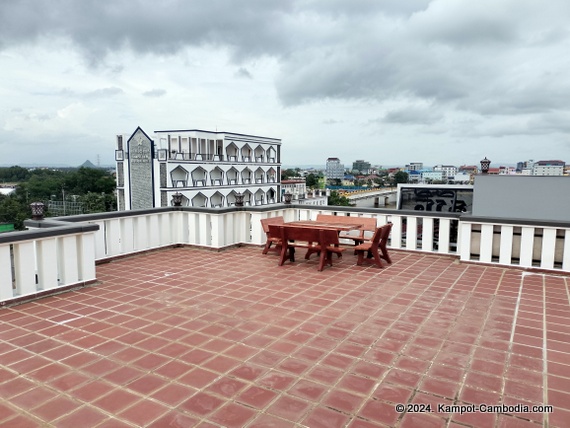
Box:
(473, 175, 570, 222)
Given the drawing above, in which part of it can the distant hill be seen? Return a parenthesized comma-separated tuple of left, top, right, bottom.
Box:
(80, 160, 99, 169)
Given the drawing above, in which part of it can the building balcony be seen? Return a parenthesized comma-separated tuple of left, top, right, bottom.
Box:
(0, 205, 569, 426)
(166, 153, 278, 165)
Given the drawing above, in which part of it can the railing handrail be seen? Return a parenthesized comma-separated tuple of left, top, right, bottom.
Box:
(0, 222, 99, 244)
(17, 204, 570, 234)
(460, 214, 570, 229)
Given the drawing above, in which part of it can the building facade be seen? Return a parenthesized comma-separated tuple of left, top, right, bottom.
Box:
(326, 158, 345, 180)
(421, 171, 446, 182)
(115, 127, 281, 210)
(532, 160, 565, 176)
(406, 162, 423, 171)
(281, 179, 307, 200)
(352, 160, 371, 174)
(281, 179, 327, 205)
(433, 164, 458, 178)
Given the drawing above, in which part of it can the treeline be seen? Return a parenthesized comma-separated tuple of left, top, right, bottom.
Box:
(0, 166, 117, 230)
(0, 165, 31, 182)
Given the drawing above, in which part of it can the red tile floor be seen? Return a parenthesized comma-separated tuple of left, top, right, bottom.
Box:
(1, 246, 569, 427)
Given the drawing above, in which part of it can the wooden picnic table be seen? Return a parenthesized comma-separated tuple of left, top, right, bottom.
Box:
(268, 221, 363, 270)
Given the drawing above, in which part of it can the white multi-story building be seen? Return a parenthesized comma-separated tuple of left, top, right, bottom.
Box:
(451, 172, 472, 184)
(326, 158, 345, 180)
(499, 166, 516, 175)
(421, 171, 446, 182)
(433, 164, 458, 179)
(532, 160, 565, 176)
(281, 179, 307, 200)
(406, 162, 423, 171)
(115, 127, 281, 210)
(281, 178, 327, 205)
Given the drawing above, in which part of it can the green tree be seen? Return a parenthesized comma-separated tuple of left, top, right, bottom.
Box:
(78, 192, 117, 213)
(328, 190, 351, 206)
(0, 194, 29, 230)
(65, 167, 115, 195)
(25, 172, 65, 200)
(306, 173, 318, 188)
(0, 166, 31, 182)
(281, 168, 298, 180)
(393, 171, 409, 184)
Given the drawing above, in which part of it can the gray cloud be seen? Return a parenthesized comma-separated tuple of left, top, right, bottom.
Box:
(0, 0, 293, 63)
(382, 107, 444, 125)
(2, 0, 569, 117)
(1, 0, 570, 166)
(234, 67, 253, 79)
(143, 89, 167, 97)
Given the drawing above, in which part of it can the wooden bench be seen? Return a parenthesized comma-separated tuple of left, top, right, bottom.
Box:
(316, 214, 377, 245)
(260, 216, 284, 254)
(355, 223, 393, 268)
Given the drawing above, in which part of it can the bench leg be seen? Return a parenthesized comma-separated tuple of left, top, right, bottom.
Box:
(371, 251, 383, 268)
(318, 250, 327, 271)
(305, 247, 319, 260)
(278, 245, 290, 266)
(380, 244, 392, 264)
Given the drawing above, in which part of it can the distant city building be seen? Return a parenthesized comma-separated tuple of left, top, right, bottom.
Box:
(326, 157, 345, 180)
(386, 167, 401, 176)
(342, 174, 356, 186)
(422, 171, 446, 182)
(406, 162, 423, 171)
(517, 159, 535, 175)
(433, 164, 457, 178)
(459, 165, 479, 175)
(450, 172, 472, 184)
(281, 178, 327, 205)
(115, 126, 281, 210)
(532, 160, 565, 176)
(408, 170, 422, 183)
(352, 159, 371, 174)
(281, 178, 306, 199)
(499, 166, 516, 175)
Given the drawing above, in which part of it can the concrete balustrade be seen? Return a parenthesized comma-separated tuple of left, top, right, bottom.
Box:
(459, 216, 570, 270)
(1, 205, 569, 305)
(0, 224, 98, 304)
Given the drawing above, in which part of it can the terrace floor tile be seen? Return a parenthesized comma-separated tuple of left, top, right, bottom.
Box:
(0, 246, 568, 426)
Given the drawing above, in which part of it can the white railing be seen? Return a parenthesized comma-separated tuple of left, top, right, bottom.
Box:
(0, 225, 97, 304)
(2, 205, 570, 305)
(459, 217, 570, 271)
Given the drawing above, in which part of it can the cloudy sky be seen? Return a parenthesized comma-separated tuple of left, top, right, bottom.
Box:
(2, 0, 570, 168)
